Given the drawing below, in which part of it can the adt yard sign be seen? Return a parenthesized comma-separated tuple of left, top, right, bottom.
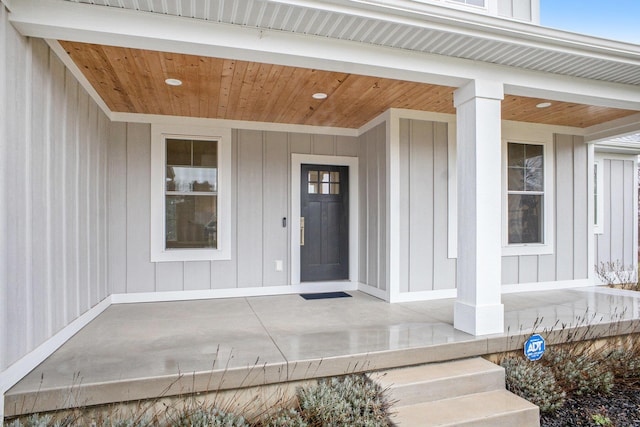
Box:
(524, 334, 545, 361)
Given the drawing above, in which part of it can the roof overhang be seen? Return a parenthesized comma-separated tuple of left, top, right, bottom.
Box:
(4, 0, 640, 134)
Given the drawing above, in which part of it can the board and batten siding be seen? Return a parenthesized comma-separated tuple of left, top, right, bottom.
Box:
(595, 157, 637, 269)
(358, 123, 387, 291)
(502, 134, 589, 285)
(109, 126, 359, 293)
(0, 7, 110, 371)
(398, 119, 456, 292)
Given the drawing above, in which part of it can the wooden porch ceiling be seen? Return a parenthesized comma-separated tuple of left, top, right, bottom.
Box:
(61, 41, 638, 129)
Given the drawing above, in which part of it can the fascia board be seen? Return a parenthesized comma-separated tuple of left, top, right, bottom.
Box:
(585, 113, 640, 143)
(10, 0, 640, 110)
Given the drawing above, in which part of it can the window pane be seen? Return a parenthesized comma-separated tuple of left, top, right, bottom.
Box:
(309, 171, 318, 183)
(524, 144, 543, 167)
(524, 168, 543, 192)
(508, 194, 543, 244)
(330, 183, 340, 194)
(321, 183, 330, 194)
(193, 140, 217, 167)
(330, 171, 340, 183)
(166, 195, 217, 249)
(321, 171, 330, 182)
(167, 166, 217, 192)
(166, 139, 191, 165)
(508, 143, 525, 167)
(508, 167, 524, 191)
(308, 183, 317, 194)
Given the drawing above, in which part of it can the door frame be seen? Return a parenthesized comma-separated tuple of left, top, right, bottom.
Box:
(291, 154, 359, 285)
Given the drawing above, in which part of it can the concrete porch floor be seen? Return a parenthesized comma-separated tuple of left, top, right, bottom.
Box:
(6, 286, 640, 416)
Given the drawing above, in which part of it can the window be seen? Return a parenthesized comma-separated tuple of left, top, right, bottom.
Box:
(165, 138, 218, 249)
(503, 140, 553, 255)
(507, 143, 544, 244)
(449, 0, 485, 6)
(151, 125, 231, 262)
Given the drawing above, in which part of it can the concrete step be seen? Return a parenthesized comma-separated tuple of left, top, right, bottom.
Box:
(390, 389, 540, 427)
(371, 357, 505, 406)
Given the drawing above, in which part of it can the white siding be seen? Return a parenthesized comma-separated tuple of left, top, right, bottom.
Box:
(0, 7, 110, 371)
(502, 134, 589, 284)
(595, 157, 637, 270)
(110, 128, 358, 292)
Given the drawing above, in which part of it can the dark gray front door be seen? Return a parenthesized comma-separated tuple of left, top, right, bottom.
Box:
(300, 164, 349, 281)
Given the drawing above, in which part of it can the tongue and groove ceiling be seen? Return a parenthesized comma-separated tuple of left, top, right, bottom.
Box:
(62, 41, 638, 129)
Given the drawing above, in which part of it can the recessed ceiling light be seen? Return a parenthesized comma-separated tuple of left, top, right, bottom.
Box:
(536, 102, 552, 108)
(312, 93, 328, 100)
(165, 78, 183, 86)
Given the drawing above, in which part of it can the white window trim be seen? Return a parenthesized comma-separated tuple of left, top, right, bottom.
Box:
(594, 157, 604, 234)
(501, 138, 554, 256)
(150, 124, 232, 262)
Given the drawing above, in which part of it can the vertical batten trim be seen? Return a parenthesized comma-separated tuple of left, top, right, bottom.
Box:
(0, 3, 8, 374)
(44, 44, 54, 337)
(24, 37, 34, 352)
(74, 80, 81, 318)
(586, 143, 595, 280)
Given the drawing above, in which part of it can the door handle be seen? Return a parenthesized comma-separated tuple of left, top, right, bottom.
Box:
(300, 217, 305, 246)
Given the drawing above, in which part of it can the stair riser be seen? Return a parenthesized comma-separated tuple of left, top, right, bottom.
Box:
(388, 370, 505, 406)
(392, 407, 540, 427)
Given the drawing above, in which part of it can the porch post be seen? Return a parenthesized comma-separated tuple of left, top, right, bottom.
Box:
(453, 80, 504, 336)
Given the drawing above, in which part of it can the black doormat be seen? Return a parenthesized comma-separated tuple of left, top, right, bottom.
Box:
(300, 291, 352, 300)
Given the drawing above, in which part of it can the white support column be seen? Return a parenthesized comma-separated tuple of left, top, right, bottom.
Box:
(453, 80, 505, 336)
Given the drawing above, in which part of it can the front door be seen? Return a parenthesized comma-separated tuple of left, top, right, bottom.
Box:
(300, 164, 349, 281)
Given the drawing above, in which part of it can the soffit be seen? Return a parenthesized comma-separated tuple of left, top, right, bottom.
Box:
(61, 41, 637, 129)
(62, 0, 640, 86)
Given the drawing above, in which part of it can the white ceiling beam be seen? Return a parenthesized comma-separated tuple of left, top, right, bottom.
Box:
(8, 0, 640, 110)
(584, 112, 640, 143)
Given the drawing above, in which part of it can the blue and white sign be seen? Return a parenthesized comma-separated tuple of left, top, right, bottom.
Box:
(524, 334, 545, 361)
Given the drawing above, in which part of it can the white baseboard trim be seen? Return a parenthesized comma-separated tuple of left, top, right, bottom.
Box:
(0, 296, 112, 394)
(501, 279, 592, 294)
(358, 283, 389, 301)
(111, 282, 359, 304)
(389, 288, 457, 303)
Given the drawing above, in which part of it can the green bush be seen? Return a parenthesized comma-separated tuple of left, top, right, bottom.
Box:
(545, 348, 614, 396)
(501, 357, 566, 414)
(297, 374, 391, 427)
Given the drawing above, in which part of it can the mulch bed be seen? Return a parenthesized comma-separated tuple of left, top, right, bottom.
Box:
(541, 382, 640, 427)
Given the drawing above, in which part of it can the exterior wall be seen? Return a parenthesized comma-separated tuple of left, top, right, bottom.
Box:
(0, 7, 110, 371)
(108, 126, 359, 293)
(398, 119, 456, 292)
(594, 156, 638, 271)
(358, 123, 387, 291)
(502, 134, 590, 284)
(497, 0, 535, 21)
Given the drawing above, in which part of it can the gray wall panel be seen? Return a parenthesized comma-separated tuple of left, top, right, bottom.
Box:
(1, 28, 109, 369)
(572, 138, 588, 279)
(185, 262, 212, 291)
(262, 131, 288, 287)
(108, 122, 128, 295)
(555, 134, 575, 281)
(377, 125, 387, 291)
(156, 263, 184, 292)
(398, 119, 456, 293)
(312, 134, 335, 156)
(125, 124, 155, 292)
(502, 134, 589, 285)
(236, 129, 264, 287)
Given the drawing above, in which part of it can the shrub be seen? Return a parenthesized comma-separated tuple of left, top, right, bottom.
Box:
(297, 374, 391, 427)
(261, 408, 308, 427)
(173, 407, 249, 427)
(544, 347, 614, 396)
(501, 357, 566, 414)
